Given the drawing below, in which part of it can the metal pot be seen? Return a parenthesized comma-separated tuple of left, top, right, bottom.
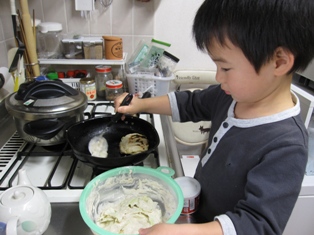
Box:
(5, 80, 87, 146)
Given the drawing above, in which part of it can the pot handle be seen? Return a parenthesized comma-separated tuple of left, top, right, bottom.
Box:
(23, 118, 65, 140)
(6, 217, 18, 235)
(15, 80, 78, 101)
(156, 166, 175, 177)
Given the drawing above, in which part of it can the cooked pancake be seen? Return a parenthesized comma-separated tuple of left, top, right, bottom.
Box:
(88, 136, 108, 158)
(119, 133, 149, 154)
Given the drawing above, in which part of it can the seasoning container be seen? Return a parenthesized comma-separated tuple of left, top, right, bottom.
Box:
(95, 65, 113, 99)
(105, 80, 123, 101)
(61, 37, 83, 59)
(80, 77, 96, 100)
(83, 37, 103, 59)
(102, 36, 123, 60)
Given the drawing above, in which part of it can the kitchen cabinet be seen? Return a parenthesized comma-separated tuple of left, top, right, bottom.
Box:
(283, 195, 314, 235)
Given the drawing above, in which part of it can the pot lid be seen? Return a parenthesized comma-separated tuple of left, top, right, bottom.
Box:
(5, 80, 87, 118)
(1, 186, 34, 207)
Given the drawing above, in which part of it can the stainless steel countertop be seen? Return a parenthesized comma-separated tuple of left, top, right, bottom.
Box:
(45, 203, 196, 235)
(44, 203, 93, 235)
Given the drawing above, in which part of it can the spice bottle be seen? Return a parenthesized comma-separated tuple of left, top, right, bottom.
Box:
(80, 77, 96, 100)
(95, 65, 113, 99)
(105, 80, 123, 101)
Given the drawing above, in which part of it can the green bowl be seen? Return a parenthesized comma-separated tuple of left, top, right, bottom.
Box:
(79, 166, 184, 235)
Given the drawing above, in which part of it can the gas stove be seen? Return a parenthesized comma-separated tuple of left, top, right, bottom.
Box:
(0, 100, 170, 203)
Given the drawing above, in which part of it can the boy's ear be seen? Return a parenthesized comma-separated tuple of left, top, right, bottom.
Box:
(273, 47, 295, 76)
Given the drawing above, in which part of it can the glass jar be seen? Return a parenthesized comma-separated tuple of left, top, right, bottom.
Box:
(95, 65, 113, 99)
(80, 77, 96, 100)
(105, 80, 123, 101)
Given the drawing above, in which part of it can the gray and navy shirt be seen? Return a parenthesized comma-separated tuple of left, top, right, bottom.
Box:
(168, 84, 307, 235)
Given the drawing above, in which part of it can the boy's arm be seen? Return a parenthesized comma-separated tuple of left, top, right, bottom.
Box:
(139, 221, 224, 235)
(115, 93, 172, 116)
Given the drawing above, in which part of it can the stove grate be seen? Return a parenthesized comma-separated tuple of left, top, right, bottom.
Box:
(0, 132, 26, 182)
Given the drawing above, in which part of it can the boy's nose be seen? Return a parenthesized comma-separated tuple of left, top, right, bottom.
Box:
(215, 72, 224, 84)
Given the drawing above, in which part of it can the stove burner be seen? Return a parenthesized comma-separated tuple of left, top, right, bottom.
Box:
(0, 101, 160, 198)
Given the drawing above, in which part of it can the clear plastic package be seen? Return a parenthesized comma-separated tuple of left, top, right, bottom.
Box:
(140, 39, 171, 69)
(126, 40, 150, 73)
(157, 51, 180, 77)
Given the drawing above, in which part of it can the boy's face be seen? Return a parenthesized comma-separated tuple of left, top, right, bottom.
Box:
(208, 39, 279, 105)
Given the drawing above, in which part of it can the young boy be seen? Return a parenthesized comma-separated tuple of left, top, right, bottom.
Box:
(115, 0, 314, 234)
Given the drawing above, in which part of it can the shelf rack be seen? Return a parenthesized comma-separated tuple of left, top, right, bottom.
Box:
(38, 53, 127, 66)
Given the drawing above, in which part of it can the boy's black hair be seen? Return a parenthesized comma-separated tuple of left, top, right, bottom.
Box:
(193, 0, 314, 73)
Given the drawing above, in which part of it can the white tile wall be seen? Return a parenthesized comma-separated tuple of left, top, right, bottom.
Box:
(0, 0, 216, 74)
(0, 0, 155, 69)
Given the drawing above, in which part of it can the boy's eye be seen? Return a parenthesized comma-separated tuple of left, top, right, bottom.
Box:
(221, 68, 230, 72)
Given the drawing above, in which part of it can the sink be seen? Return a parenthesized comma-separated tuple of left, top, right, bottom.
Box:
(45, 203, 93, 235)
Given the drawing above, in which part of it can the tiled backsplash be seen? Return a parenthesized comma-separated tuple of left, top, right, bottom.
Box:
(0, 0, 155, 68)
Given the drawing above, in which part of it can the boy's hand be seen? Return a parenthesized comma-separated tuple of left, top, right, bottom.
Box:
(139, 224, 180, 235)
(114, 93, 143, 115)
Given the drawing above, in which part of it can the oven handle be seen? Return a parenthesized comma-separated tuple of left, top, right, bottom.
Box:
(23, 118, 65, 140)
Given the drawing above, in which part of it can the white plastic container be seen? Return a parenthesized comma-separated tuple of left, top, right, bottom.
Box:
(126, 73, 174, 97)
(175, 176, 201, 214)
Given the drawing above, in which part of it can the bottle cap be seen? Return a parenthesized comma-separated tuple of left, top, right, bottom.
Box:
(38, 22, 62, 33)
(106, 80, 123, 89)
(95, 65, 112, 73)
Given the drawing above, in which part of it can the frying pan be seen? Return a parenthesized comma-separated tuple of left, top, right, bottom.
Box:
(66, 115, 160, 170)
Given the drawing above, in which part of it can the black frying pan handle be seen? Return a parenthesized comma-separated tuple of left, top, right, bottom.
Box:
(120, 93, 133, 106)
(111, 93, 133, 123)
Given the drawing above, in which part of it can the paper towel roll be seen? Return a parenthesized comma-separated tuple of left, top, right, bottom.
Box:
(0, 67, 14, 102)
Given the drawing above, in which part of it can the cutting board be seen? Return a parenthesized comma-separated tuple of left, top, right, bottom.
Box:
(0, 67, 14, 102)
